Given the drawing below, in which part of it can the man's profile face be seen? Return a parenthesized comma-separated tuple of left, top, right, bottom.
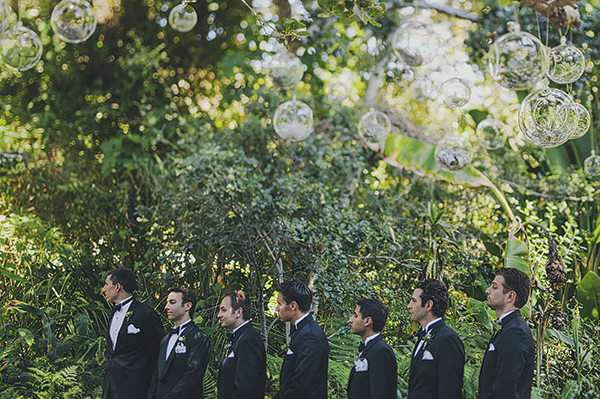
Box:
(102, 276, 119, 304)
(165, 292, 188, 323)
(276, 292, 293, 322)
(486, 275, 509, 310)
(349, 305, 367, 335)
(217, 296, 239, 330)
(408, 288, 428, 324)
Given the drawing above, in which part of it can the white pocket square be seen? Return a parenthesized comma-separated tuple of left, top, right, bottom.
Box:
(286, 348, 294, 355)
(422, 350, 434, 360)
(354, 358, 369, 372)
(127, 324, 140, 334)
(227, 351, 235, 358)
(488, 343, 496, 351)
(175, 343, 186, 354)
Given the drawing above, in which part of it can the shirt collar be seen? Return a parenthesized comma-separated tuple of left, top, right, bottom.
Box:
(174, 319, 192, 335)
(363, 332, 380, 346)
(232, 320, 250, 335)
(424, 317, 442, 333)
(499, 309, 517, 322)
(294, 313, 310, 327)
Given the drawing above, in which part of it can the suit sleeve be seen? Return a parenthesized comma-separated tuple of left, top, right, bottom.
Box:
(146, 358, 160, 399)
(437, 333, 465, 399)
(489, 329, 531, 399)
(368, 346, 397, 399)
(163, 331, 210, 399)
(281, 333, 326, 399)
(230, 335, 265, 399)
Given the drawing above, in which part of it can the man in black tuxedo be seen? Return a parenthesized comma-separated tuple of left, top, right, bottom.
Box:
(217, 290, 266, 399)
(347, 298, 397, 399)
(102, 268, 164, 399)
(478, 268, 535, 399)
(407, 279, 465, 399)
(147, 287, 210, 399)
(274, 280, 329, 399)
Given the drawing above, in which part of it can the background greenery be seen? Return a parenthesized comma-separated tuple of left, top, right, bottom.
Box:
(1, 0, 600, 397)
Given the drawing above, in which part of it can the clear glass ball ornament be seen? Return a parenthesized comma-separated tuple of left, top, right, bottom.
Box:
(0, 26, 43, 71)
(268, 51, 303, 89)
(476, 117, 510, 150)
(391, 22, 439, 67)
(439, 78, 471, 108)
(273, 100, 313, 141)
(0, 0, 10, 34)
(547, 40, 585, 84)
(435, 134, 473, 172)
(489, 26, 547, 90)
(327, 82, 349, 103)
(169, 3, 198, 33)
(410, 79, 437, 102)
(518, 87, 576, 147)
(585, 151, 600, 176)
(51, 0, 97, 44)
(358, 110, 391, 143)
(570, 102, 591, 139)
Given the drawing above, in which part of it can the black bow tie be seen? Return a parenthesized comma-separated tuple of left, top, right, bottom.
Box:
(112, 297, 133, 313)
(170, 326, 180, 336)
(416, 328, 426, 340)
(358, 342, 366, 352)
(227, 332, 235, 342)
(290, 324, 297, 335)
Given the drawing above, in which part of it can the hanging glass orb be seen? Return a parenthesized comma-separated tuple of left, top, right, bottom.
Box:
(273, 100, 313, 141)
(570, 102, 591, 139)
(358, 110, 391, 143)
(391, 22, 439, 67)
(267, 51, 303, 89)
(489, 25, 547, 90)
(327, 82, 349, 103)
(435, 134, 472, 172)
(410, 79, 437, 102)
(585, 151, 600, 176)
(51, 0, 97, 44)
(476, 117, 510, 150)
(518, 87, 576, 147)
(440, 78, 471, 108)
(0, 26, 43, 71)
(168, 3, 198, 33)
(0, 0, 10, 34)
(547, 40, 585, 84)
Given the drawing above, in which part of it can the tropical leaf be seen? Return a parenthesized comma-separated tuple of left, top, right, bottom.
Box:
(576, 271, 600, 319)
(383, 134, 516, 223)
(504, 237, 530, 275)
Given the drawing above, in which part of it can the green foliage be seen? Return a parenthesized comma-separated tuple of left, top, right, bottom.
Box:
(577, 271, 600, 320)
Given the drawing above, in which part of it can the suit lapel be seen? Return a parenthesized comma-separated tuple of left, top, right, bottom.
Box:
(157, 335, 170, 379)
(114, 299, 138, 352)
(160, 322, 195, 379)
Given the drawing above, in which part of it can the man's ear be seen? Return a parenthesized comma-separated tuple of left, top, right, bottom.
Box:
(424, 299, 434, 312)
(235, 307, 244, 318)
(363, 316, 373, 328)
(114, 282, 122, 293)
(184, 301, 193, 312)
(506, 291, 517, 304)
(290, 301, 298, 311)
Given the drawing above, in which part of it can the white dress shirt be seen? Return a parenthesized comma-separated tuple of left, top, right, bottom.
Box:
(109, 296, 133, 350)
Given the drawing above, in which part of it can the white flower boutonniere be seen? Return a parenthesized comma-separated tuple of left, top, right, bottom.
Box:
(125, 310, 133, 320)
(178, 335, 186, 344)
(422, 332, 435, 350)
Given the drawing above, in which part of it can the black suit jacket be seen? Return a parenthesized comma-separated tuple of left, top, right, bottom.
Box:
(275, 314, 329, 399)
(102, 299, 164, 399)
(478, 310, 535, 399)
(347, 334, 397, 399)
(217, 322, 267, 399)
(147, 321, 210, 399)
(408, 319, 465, 399)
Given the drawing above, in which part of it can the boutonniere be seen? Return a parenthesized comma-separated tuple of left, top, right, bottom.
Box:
(492, 320, 502, 334)
(422, 332, 435, 349)
(125, 310, 133, 320)
(178, 335, 186, 344)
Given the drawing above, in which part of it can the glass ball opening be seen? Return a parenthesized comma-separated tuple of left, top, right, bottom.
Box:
(358, 110, 392, 143)
(169, 3, 198, 33)
(391, 22, 439, 67)
(0, 26, 44, 71)
(489, 31, 547, 90)
(435, 135, 473, 172)
(51, 0, 97, 44)
(273, 100, 314, 141)
(267, 51, 303, 89)
(547, 44, 585, 84)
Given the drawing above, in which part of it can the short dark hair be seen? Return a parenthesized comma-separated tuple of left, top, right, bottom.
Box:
(225, 290, 252, 320)
(495, 268, 530, 309)
(415, 279, 450, 318)
(356, 298, 388, 333)
(275, 280, 312, 313)
(108, 268, 137, 294)
(168, 287, 197, 318)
